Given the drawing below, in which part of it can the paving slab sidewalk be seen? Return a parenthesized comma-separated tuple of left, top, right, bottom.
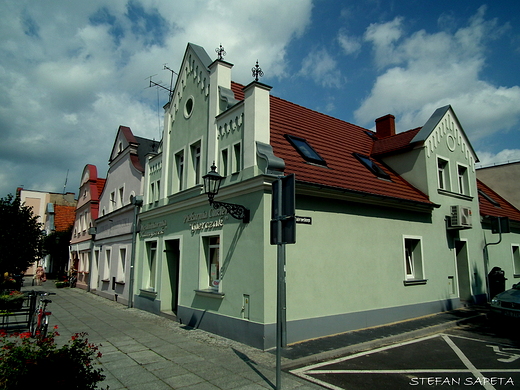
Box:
(21, 282, 322, 390)
(19, 280, 486, 389)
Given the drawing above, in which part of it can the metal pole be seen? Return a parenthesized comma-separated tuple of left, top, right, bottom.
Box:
(128, 196, 142, 308)
(275, 177, 287, 390)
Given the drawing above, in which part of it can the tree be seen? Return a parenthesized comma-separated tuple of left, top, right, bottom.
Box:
(42, 226, 73, 277)
(0, 194, 44, 276)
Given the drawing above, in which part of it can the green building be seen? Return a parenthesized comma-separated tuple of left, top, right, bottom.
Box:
(133, 43, 520, 349)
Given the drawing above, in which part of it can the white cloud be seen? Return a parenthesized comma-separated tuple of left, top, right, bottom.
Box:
(476, 149, 520, 167)
(0, 0, 313, 196)
(354, 6, 520, 144)
(299, 48, 344, 88)
(338, 30, 362, 55)
(363, 17, 404, 68)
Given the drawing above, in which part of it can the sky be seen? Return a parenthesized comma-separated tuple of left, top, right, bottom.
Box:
(1, 0, 520, 198)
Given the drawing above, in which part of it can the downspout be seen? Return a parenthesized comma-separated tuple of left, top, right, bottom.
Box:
(128, 196, 143, 308)
(87, 227, 96, 292)
(483, 220, 503, 302)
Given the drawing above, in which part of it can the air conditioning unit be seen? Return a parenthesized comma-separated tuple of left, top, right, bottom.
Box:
(450, 205, 472, 228)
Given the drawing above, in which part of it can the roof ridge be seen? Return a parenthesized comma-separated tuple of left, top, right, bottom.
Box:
(269, 94, 369, 132)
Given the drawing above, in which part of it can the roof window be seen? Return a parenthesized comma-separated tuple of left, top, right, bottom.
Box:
(285, 134, 326, 166)
(354, 153, 391, 180)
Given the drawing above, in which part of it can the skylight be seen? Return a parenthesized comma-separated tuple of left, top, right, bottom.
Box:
(285, 134, 326, 166)
(354, 153, 391, 180)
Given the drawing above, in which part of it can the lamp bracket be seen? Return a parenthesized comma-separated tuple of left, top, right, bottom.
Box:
(211, 201, 250, 223)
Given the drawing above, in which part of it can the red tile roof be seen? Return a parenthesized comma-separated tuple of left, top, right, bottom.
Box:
(232, 81, 434, 207)
(372, 128, 421, 156)
(268, 95, 433, 206)
(233, 81, 519, 220)
(96, 179, 106, 201)
(477, 179, 520, 222)
(54, 204, 76, 231)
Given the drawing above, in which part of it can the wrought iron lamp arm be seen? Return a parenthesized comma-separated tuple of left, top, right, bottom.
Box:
(210, 200, 250, 223)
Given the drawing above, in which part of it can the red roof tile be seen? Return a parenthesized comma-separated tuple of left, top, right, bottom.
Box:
(96, 179, 106, 201)
(372, 128, 421, 156)
(54, 204, 76, 231)
(268, 95, 434, 207)
(232, 81, 433, 207)
(231, 82, 520, 218)
(477, 179, 520, 222)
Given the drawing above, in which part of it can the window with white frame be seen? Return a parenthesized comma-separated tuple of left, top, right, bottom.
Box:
(110, 191, 115, 212)
(118, 187, 124, 207)
(175, 151, 184, 191)
(404, 237, 425, 282)
(221, 148, 229, 176)
(146, 241, 157, 290)
(82, 252, 89, 274)
(203, 235, 221, 290)
(118, 247, 126, 283)
(191, 142, 201, 185)
(149, 182, 155, 204)
(437, 157, 450, 191)
(233, 142, 242, 173)
(94, 250, 99, 287)
(457, 165, 469, 195)
(513, 245, 520, 275)
(104, 249, 111, 281)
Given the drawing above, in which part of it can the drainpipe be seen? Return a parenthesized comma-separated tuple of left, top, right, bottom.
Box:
(128, 196, 143, 308)
(483, 217, 504, 302)
(87, 227, 97, 292)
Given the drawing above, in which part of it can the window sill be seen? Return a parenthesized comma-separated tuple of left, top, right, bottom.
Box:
(437, 189, 473, 201)
(115, 281, 125, 285)
(101, 279, 110, 283)
(404, 279, 428, 286)
(195, 289, 225, 299)
(139, 289, 157, 299)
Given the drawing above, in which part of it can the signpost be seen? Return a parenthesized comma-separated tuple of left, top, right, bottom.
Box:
(271, 174, 295, 389)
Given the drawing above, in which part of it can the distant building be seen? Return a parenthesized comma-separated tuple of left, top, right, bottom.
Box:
(16, 188, 76, 274)
(91, 125, 158, 304)
(69, 165, 105, 289)
(477, 161, 520, 209)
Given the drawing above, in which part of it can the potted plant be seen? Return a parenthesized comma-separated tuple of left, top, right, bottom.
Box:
(55, 280, 69, 288)
(0, 291, 25, 311)
(0, 327, 106, 389)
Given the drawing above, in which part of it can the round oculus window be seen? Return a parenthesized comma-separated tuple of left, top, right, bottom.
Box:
(184, 96, 194, 118)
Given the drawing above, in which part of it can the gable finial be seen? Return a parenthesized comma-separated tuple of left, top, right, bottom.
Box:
(252, 60, 264, 82)
(215, 44, 226, 60)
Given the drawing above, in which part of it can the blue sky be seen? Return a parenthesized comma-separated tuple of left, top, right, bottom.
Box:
(1, 0, 519, 198)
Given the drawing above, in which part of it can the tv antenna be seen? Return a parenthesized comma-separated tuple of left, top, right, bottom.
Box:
(147, 64, 177, 102)
(63, 169, 69, 194)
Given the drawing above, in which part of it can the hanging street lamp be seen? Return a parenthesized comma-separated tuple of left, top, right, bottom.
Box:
(202, 163, 250, 223)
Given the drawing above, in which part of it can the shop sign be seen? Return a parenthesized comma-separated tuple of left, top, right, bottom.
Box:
(189, 218, 224, 233)
(184, 207, 227, 233)
(140, 220, 167, 238)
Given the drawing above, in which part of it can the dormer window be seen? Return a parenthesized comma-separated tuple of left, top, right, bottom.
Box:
(285, 134, 326, 166)
(353, 153, 391, 180)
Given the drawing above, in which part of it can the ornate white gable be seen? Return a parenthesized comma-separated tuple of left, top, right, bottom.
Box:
(413, 106, 477, 172)
(169, 49, 210, 129)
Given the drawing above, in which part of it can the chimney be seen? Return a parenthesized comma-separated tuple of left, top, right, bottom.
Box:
(375, 114, 395, 138)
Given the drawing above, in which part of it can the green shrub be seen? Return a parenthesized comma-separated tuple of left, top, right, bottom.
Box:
(0, 327, 106, 389)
